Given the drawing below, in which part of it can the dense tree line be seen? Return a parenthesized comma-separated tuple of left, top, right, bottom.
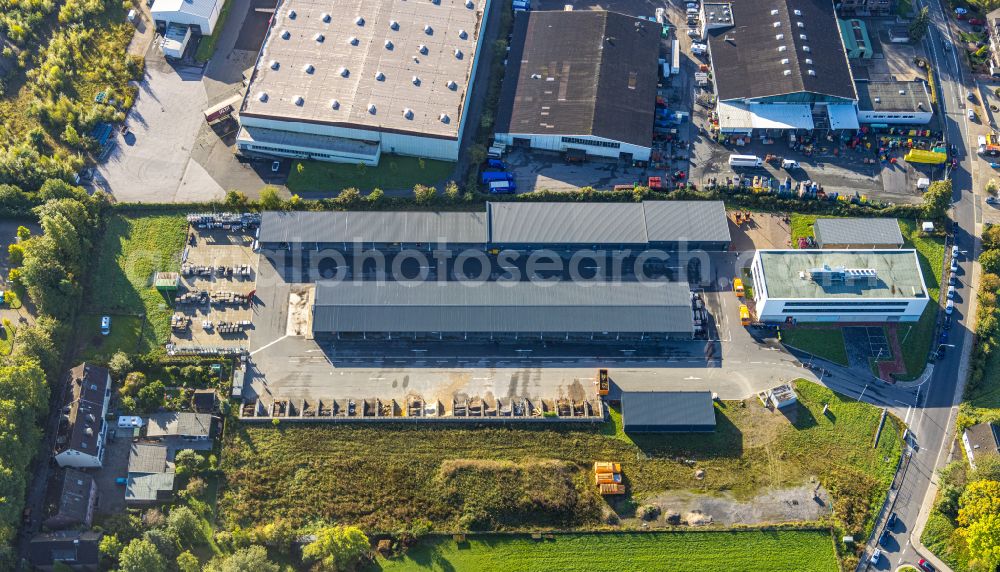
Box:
(0, 181, 108, 567)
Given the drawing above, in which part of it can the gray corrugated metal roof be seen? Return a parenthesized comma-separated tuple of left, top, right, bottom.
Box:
(621, 391, 716, 430)
(642, 201, 730, 244)
(313, 281, 694, 333)
(813, 218, 904, 246)
(128, 443, 168, 475)
(487, 202, 648, 245)
(126, 473, 175, 501)
(258, 211, 488, 244)
(146, 412, 212, 438)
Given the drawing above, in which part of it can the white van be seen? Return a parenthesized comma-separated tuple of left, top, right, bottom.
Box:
(979, 135, 988, 154)
(728, 154, 763, 168)
(781, 159, 799, 170)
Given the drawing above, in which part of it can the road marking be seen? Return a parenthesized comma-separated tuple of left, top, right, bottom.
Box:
(250, 334, 289, 356)
(683, 376, 702, 380)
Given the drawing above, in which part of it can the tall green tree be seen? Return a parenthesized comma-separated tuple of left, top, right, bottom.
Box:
(302, 525, 370, 571)
(909, 7, 930, 41)
(118, 538, 167, 572)
(958, 479, 1000, 571)
(922, 180, 952, 219)
(207, 545, 279, 572)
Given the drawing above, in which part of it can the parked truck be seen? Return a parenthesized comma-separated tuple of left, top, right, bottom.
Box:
(739, 304, 751, 326)
(488, 180, 516, 194)
(728, 154, 763, 168)
(481, 171, 514, 184)
(594, 461, 621, 474)
(598, 369, 610, 396)
(733, 278, 744, 298)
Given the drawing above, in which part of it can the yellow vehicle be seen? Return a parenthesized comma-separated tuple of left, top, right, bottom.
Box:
(598, 369, 610, 396)
(595, 472, 623, 485)
(733, 278, 745, 298)
(739, 304, 750, 326)
(594, 462, 621, 474)
(599, 483, 625, 495)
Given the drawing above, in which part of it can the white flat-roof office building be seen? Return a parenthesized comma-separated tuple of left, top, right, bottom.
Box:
(236, 0, 489, 164)
(749, 249, 929, 323)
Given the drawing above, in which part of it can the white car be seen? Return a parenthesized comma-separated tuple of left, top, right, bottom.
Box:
(946, 300, 955, 314)
(870, 548, 882, 565)
(686, 2, 698, 8)
(952, 245, 960, 258)
(948, 285, 956, 299)
(687, 29, 700, 37)
(968, 109, 976, 121)
(951, 258, 959, 273)
(100, 316, 111, 336)
(955, 7, 967, 14)
(691, 42, 708, 51)
(271, 160, 281, 172)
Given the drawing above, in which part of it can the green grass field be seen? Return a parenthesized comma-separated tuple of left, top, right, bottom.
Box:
(893, 219, 945, 380)
(789, 214, 831, 247)
(84, 214, 188, 357)
(371, 531, 839, 572)
(286, 156, 455, 193)
(780, 327, 849, 366)
(220, 381, 901, 538)
(194, 0, 233, 62)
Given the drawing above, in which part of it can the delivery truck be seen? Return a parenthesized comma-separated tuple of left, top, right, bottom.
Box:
(488, 180, 516, 194)
(728, 154, 763, 168)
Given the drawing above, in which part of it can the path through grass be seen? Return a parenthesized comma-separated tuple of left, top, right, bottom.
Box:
(371, 530, 839, 572)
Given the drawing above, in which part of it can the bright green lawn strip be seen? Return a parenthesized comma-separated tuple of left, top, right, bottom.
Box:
(286, 156, 455, 193)
(77, 314, 145, 363)
(371, 531, 839, 572)
(195, 0, 234, 62)
(87, 214, 188, 352)
(220, 381, 901, 539)
(780, 327, 849, 366)
(892, 219, 944, 380)
(0, 322, 14, 355)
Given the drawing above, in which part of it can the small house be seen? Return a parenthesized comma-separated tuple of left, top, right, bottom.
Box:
(962, 422, 1000, 470)
(126, 443, 175, 506)
(43, 469, 98, 529)
(28, 530, 102, 571)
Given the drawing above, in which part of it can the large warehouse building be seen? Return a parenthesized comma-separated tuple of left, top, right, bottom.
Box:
(703, 0, 858, 135)
(236, 0, 489, 164)
(493, 10, 660, 162)
(258, 201, 732, 251)
(311, 280, 696, 340)
(749, 249, 929, 323)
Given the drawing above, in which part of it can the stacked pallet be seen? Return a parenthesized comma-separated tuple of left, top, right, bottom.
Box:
(594, 462, 624, 495)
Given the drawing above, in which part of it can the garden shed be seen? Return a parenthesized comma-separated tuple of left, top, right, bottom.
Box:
(154, 272, 180, 292)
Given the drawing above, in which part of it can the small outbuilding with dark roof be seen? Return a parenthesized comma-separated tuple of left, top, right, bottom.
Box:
(43, 469, 98, 530)
(494, 10, 660, 161)
(620, 391, 717, 433)
(28, 530, 102, 571)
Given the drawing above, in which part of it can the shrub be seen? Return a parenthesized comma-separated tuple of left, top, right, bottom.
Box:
(637, 504, 661, 521)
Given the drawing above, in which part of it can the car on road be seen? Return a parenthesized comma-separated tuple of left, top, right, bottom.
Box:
(949, 274, 958, 286)
(968, 91, 977, 102)
(952, 245, 960, 258)
(878, 529, 890, 547)
(968, 109, 977, 121)
(948, 285, 956, 299)
(944, 315, 953, 330)
(955, 6, 967, 14)
(918, 558, 936, 572)
(100, 315, 111, 336)
(940, 330, 950, 344)
(687, 29, 700, 37)
(686, 2, 698, 8)
(988, 196, 1000, 205)
(870, 548, 882, 564)
(946, 300, 955, 315)
(887, 512, 898, 529)
(951, 258, 959, 273)
(970, 17, 985, 26)
(271, 160, 281, 173)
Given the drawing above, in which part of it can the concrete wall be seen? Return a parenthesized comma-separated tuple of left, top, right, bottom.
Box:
(755, 297, 928, 322)
(494, 132, 652, 161)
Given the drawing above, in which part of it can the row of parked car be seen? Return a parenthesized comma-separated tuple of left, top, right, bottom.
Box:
(480, 158, 516, 194)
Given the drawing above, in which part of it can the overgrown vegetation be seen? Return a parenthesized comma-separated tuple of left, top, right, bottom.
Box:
(220, 381, 901, 563)
(0, 185, 108, 565)
(0, 0, 142, 192)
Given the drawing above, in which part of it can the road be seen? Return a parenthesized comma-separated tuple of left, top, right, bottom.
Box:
(857, 0, 980, 570)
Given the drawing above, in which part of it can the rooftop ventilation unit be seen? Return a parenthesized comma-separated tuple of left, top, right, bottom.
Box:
(417, 44, 428, 54)
(349, 36, 359, 45)
(459, 29, 468, 39)
(424, 24, 433, 34)
(330, 99, 340, 109)
(355, 16, 364, 25)
(465, 0, 474, 8)
(385, 40, 394, 49)
(389, 20, 399, 30)
(375, 71, 385, 81)
(775, 33, 784, 40)
(799, 34, 807, 40)
(303, 64, 315, 74)
(793, 9, 801, 15)
(403, 108, 414, 119)
(339, 66, 349, 77)
(314, 33, 324, 42)
(780, 58, 789, 64)
(773, 21, 780, 28)
(874, 96, 881, 103)
(797, 21, 804, 27)
(281, 30, 290, 40)
(807, 69, 816, 76)
(367, 103, 376, 114)
(783, 70, 791, 76)
(321, 13, 330, 22)
(440, 113, 450, 123)
(269, 60, 279, 69)
(770, 8, 778, 14)
(454, 48, 463, 59)
(809, 265, 847, 282)
(288, 9, 296, 19)
(293, 95, 304, 106)
(802, 45, 811, 52)
(258, 92, 268, 102)
(805, 58, 813, 64)
(447, 80, 458, 90)
(777, 45, 787, 52)
(412, 75, 420, 85)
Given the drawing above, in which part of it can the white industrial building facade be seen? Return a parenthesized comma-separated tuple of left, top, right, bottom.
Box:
(493, 10, 659, 162)
(151, 0, 221, 58)
(749, 249, 929, 323)
(855, 80, 934, 125)
(236, 0, 490, 164)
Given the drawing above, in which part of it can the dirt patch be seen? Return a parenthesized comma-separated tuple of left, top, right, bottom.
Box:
(285, 286, 313, 336)
(728, 213, 791, 251)
(636, 483, 831, 527)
